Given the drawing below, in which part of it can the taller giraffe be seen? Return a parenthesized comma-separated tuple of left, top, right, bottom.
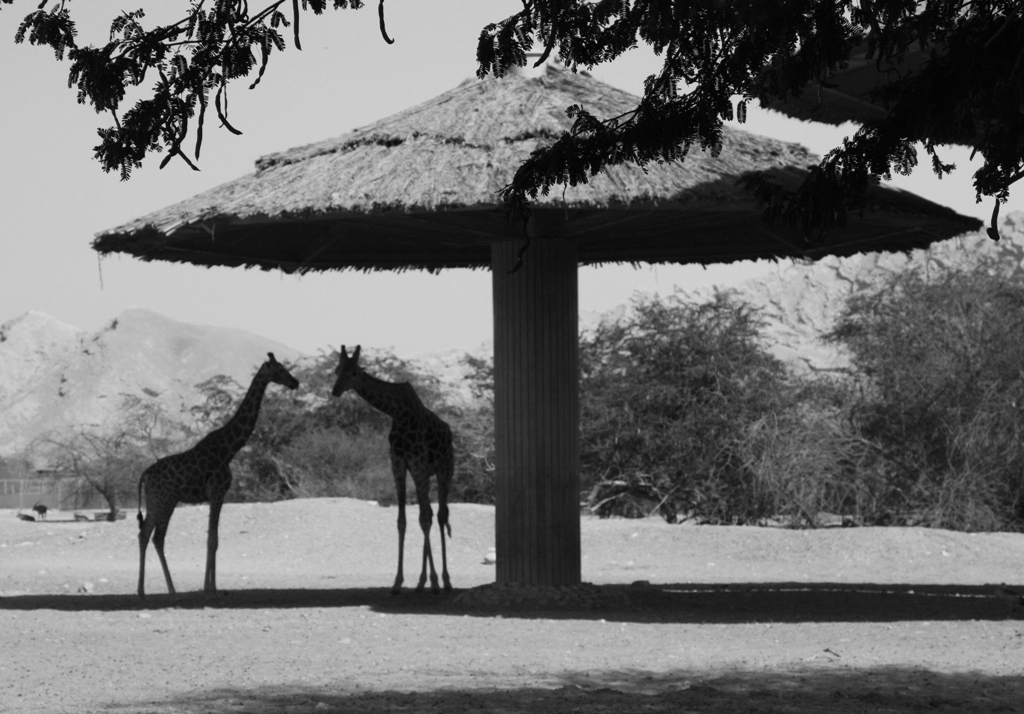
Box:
(332, 345, 454, 594)
(136, 353, 299, 599)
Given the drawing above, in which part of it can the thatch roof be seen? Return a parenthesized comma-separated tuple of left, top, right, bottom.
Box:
(765, 39, 975, 148)
(94, 64, 981, 273)
(764, 40, 926, 126)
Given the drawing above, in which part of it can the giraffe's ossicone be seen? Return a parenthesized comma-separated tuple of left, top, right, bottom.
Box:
(136, 352, 299, 599)
(332, 345, 454, 594)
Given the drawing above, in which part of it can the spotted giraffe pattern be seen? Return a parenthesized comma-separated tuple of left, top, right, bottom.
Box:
(332, 345, 454, 594)
(136, 353, 299, 599)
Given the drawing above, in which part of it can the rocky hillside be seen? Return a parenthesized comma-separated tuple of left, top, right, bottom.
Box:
(0, 308, 302, 459)
(670, 211, 1024, 374)
(3, 212, 1022, 462)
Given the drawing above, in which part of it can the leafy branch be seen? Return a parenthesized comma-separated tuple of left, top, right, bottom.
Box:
(8, 0, 373, 178)
(480, 0, 1023, 239)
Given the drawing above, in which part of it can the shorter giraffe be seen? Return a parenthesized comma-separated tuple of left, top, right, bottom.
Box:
(332, 345, 453, 594)
(137, 353, 299, 599)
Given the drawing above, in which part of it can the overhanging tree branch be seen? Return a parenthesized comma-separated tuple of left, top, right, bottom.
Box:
(481, 1, 1023, 237)
(4, 0, 1022, 238)
(7, 0, 367, 177)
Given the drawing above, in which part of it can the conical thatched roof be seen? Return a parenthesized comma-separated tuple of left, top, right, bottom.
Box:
(94, 64, 980, 273)
(765, 40, 928, 126)
(766, 40, 976, 148)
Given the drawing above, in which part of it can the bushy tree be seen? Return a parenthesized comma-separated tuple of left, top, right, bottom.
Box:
(579, 289, 795, 523)
(738, 377, 872, 527)
(448, 353, 496, 504)
(189, 349, 380, 501)
(5, 1, 1020, 237)
(38, 393, 191, 517)
(828, 260, 1024, 530)
(279, 427, 394, 502)
(0, 456, 33, 480)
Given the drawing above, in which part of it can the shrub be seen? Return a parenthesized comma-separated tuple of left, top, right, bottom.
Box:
(277, 427, 395, 503)
(579, 288, 797, 523)
(37, 394, 191, 515)
(200, 347, 496, 504)
(446, 353, 496, 504)
(828, 263, 1024, 531)
(739, 381, 870, 526)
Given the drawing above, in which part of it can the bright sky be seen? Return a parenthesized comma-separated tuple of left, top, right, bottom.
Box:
(0, 1, 1019, 358)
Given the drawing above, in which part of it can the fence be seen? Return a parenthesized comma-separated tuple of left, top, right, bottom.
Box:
(0, 478, 136, 512)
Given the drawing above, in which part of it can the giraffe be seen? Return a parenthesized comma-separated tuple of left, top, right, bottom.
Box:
(136, 353, 299, 599)
(332, 345, 453, 594)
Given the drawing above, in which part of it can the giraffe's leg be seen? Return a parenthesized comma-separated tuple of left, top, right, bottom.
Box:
(137, 514, 155, 600)
(204, 499, 223, 595)
(152, 517, 177, 597)
(414, 479, 439, 594)
(391, 459, 407, 595)
(437, 462, 453, 592)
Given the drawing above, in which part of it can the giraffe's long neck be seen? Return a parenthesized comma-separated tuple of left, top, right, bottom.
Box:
(204, 367, 273, 457)
(352, 372, 421, 420)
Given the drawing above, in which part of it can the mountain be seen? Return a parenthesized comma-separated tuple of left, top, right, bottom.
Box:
(603, 211, 1024, 374)
(0, 311, 83, 405)
(741, 211, 1024, 373)
(0, 308, 303, 459)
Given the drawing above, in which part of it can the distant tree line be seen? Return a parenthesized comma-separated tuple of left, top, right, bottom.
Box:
(34, 348, 496, 516)
(32, 256, 1024, 532)
(578, 270, 1024, 532)
(189, 349, 496, 507)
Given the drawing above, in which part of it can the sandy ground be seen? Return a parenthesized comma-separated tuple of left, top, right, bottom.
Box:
(1, 497, 1023, 713)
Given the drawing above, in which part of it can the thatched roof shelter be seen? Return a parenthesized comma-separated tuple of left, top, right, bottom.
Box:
(95, 64, 978, 273)
(765, 39, 976, 149)
(764, 39, 928, 126)
(94, 64, 980, 594)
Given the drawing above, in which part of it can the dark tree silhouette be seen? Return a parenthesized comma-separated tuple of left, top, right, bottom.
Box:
(4, 1, 1021, 237)
(480, 1, 1023, 240)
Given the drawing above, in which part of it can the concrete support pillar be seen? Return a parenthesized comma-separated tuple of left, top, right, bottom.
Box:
(491, 228, 580, 586)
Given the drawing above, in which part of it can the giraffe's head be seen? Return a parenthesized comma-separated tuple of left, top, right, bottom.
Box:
(261, 353, 300, 390)
(331, 345, 362, 397)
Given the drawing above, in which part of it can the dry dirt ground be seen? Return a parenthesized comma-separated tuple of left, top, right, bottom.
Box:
(2, 498, 1023, 714)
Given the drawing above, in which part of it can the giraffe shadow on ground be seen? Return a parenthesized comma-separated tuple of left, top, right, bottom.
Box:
(0, 582, 1020, 623)
(104, 667, 1024, 714)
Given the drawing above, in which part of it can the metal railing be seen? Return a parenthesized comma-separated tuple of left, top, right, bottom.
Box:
(0, 478, 134, 512)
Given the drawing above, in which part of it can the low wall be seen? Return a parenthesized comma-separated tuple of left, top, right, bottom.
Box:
(0, 478, 136, 512)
